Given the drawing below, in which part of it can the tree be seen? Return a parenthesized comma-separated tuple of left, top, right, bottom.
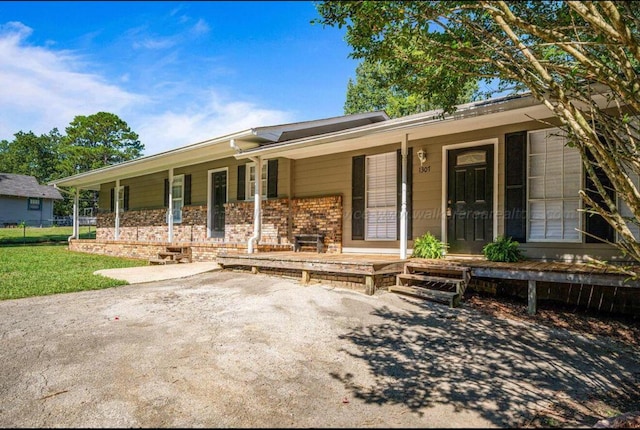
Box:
(316, 1, 640, 272)
(0, 112, 142, 217)
(345, 59, 477, 118)
(57, 112, 144, 217)
(0, 129, 62, 184)
(61, 112, 143, 176)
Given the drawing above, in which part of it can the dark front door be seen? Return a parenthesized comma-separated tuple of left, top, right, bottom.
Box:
(447, 145, 493, 254)
(211, 171, 227, 238)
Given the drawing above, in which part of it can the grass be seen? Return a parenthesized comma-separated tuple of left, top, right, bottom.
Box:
(0, 226, 96, 245)
(0, 244, 147, 300)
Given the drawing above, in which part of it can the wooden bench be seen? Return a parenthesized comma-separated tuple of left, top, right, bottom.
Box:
(293, 233, 325, 253)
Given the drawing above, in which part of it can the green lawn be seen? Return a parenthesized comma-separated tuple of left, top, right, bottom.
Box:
(0, 244, 147, 300)
(0, 225, 96, 244)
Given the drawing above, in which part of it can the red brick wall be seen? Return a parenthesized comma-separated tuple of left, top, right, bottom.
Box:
(291, 195, 342, 253)
(224, 199, 291, 245)
(94, 196, 343, 253)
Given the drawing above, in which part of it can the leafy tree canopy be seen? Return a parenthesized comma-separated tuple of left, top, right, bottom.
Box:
(61, 112, 143, 176)
(0, 129, 62, 184)
(0, 112, 144, 216)
(345, 59, 477, 118)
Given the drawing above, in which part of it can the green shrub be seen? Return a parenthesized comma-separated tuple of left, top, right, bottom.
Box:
(412, 232, 447, 259)
(482, 236, 525, 262)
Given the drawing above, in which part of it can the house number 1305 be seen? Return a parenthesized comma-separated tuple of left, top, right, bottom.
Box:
(419, 165, 431, 173)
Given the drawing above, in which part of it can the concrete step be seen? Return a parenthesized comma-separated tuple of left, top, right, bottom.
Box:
(158, 251, 189, 260)
(149, 259, 178, 265)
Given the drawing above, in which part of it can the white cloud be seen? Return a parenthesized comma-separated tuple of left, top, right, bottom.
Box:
(0, 21, 294, 157)
(135, 91, 293, 155)
(0, 22, 143, 138)
(191, 19, 210, 36)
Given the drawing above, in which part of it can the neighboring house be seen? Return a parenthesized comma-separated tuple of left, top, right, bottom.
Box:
(49, 93, 637, 263)
(0, 174, 63, 227)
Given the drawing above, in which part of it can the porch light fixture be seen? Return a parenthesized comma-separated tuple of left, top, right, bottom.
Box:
(417, 148, 427, 165)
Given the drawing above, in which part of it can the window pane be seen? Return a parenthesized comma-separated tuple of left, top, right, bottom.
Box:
(529, 178, 544, 199)
(527, 128, 580, 241)
(365, 152, 397, 240)
(456, 150, 486, 166)
(246, 162, 267, 199)
(563, 200, 580, 240)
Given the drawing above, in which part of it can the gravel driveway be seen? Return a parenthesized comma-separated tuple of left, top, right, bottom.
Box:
(1, 270, 638, 428)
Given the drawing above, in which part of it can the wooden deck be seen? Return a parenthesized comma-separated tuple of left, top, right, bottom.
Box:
(216, 251, 406, 294)
(215, 251, 640, 314)
(427, 258, 640, 288)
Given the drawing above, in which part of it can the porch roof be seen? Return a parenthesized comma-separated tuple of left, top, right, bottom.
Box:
(233, 93, 553, 160)
(49, 111, 389, 191)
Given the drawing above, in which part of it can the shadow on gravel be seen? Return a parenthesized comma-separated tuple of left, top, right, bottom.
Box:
(331, 296, 640, 428)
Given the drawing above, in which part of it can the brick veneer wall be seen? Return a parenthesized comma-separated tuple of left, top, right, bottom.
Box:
(97, 206, 209, 242)
(94, 196, 343, 252)
(69, 239, 290, 262)
(224, 199, 291, 245)
(224, 195, 343, 253)
(291, 195, 342, 253)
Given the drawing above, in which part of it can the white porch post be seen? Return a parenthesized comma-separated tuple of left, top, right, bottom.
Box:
(400, 134, 408, 259)
(247, 156, 262, 254)
(168, 168, 174, 243)
(114, 179, 120, 240)
(73, 188, 80, 239)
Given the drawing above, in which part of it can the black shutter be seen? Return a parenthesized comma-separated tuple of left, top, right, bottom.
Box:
(396, 148, 414, 240)
(585, 141, 615, 243)
(267, 159, 278, 198)
(164, 178, 169, 207)
(352, 155, 365, 240)
(123, 186, 129, 211)
(237, 164, 246, 201)
(505, 131, 527, 242)
(110, 188, 115, 213)
(184, 174, 192, 205)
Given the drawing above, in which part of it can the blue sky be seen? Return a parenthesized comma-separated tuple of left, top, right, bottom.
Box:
(0, 1, 359, 156)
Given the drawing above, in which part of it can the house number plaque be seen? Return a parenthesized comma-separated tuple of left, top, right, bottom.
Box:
(418, 165, 431, 173)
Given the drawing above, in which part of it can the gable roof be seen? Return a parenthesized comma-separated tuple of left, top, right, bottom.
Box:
(0, 174, 63, 200)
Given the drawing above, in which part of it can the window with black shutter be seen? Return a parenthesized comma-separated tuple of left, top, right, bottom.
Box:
(237, 165, 246, 201)
(505, 131, 527, 242)
(184, 174, 191, 206)
(267, 159, 278, 198)
(123, 186, 129, 211)
(351, 155, 365, 240)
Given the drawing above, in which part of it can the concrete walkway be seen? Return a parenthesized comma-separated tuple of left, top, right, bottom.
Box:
(94, 262, 221, 284)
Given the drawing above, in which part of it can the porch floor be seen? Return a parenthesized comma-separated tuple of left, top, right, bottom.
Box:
(215, 251, 640, 292)
(216, 251, 407, 276)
